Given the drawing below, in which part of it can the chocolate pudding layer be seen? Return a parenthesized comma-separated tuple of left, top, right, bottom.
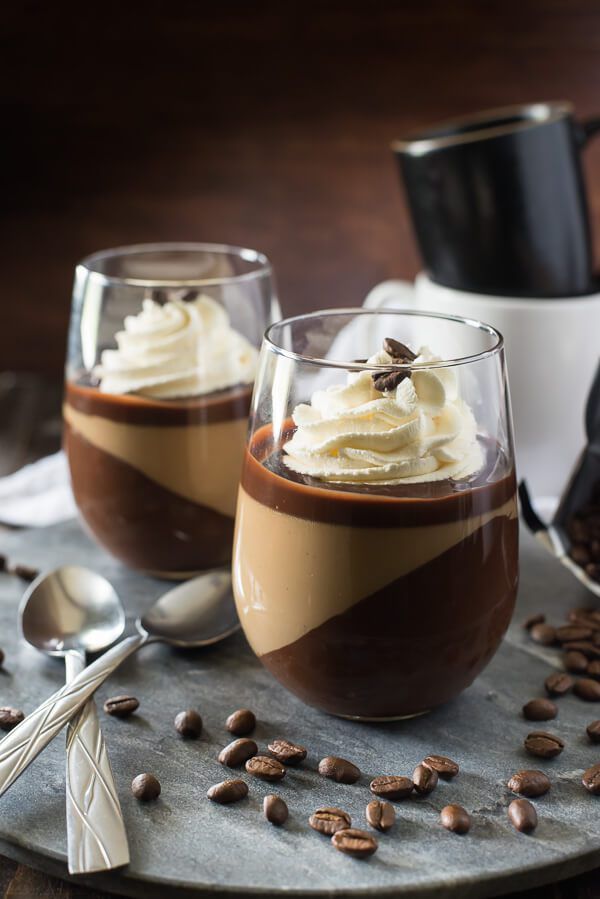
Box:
(64, 381, 252, 576)
(233, 425, 518, 719)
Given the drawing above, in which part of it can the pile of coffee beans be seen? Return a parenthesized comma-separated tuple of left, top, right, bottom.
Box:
(567, 494, 600, 584)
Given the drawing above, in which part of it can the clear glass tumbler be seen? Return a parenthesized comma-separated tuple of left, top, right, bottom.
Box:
(64, 242, 279, 578)
(233, 309, 519, 719)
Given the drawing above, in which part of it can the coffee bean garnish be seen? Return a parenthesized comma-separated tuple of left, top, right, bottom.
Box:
(365, 799, 395, 832)
(524, 731, 564, 759)
(523, 613, 545, 630)
(574, 678, 600, 702)
(207, 778, 249, 804)
(267, 738, 307, 765)
(582, 763, 600, 794)
(382, 337, 417, 361)
(422, 754, 459, 779)
(331, 828, 378, 859)
(587, 660, 600, 681)
(508, 798, 538, 833)
(369, 775, 414, 800)
(309, 807, 352, 835)
(318, 756, 360, 784)
(245, 755, 286, 782)
(174, 709, 203, 738)
(564, 651, 589, 674)
(103, 695, 139, 718)
(507, 770, 551, 797)
(586, 720, 600, 743)
(226, 708, 256, 736)
(555, 625, 594, 643)
(412, 763, 439, 795)
(522, 698, 557, 721)
(0, 707, 24, 731)
(131, 773, 161, 801)
(440, 804, 471, 834)
(218, 738, 258, 768)
(545, 671, 574, 695)
(372, 338, 416, 392)
(263, 794, 288, 826)
(529, 623, 556, 646)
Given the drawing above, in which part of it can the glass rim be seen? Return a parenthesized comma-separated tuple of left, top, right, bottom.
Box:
(264, 308, 504, 370)
(77, 241, 272, 288)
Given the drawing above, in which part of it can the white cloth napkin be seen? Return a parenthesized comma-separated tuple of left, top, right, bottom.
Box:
(0, 451, 77, 527)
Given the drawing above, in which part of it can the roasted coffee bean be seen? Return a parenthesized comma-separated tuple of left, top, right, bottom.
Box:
(564, 651, 589, 673)
(245, 755, 286, 782)
(582, 763, 600, 794)
(365, 799, 395, 832)
(174, 709, 203, 737)
(369, 775, 414, 800)
(593, 631, 600, 647)
(522, 698, 557, 721)
(413, 764, 439, 795)
(372, 369, 410, 392)
(508, 798, 538, 833)
(587, 563, 600, 582)
(530, 623, 556, 646)
(226, 708, 256, 736)
(523, 613, 545, 630)
(309, 807, 352, 835)
(587, 720, 600, 743)
(0, 707, 24, 731)
(545, 671, 574, 695)
(0, 555, 6, 572)
(440, 804, 471, 834)
(0, 648, 4, 667)
(318, 756, 360, 784)
(507, 770, 551, 797)
(207, 778, 249, 804)
(131, 773, 161, 801)
(103, 695, 139, 718)
(563, 641, 600, 658)
(12, 563, 39, 581)
(331, 828, 378, 859)
(263, 794, 288, 826)
(422, 754, 459, 779)
(218, 738, 258, 768)
(588, 660, 600, 680)
(267, 738, 307, 765)
(524, 731, 564, 759)
(382, 337, 417, 361)
(574, 678, 600, 702)
(555, 625, 594, 643)
(571, 544, 592, 566)
(568, 607, 596, 624)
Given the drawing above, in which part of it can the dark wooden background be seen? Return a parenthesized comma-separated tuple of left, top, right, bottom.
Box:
(2, 1, 600, 895)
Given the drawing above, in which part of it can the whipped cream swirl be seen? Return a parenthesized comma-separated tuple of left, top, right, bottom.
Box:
(95, 295, 258, 398)
(284, 346, 483, 484)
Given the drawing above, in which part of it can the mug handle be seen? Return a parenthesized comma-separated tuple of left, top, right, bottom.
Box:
(363, 279, 417, 310)
(576, 117, 600, 146)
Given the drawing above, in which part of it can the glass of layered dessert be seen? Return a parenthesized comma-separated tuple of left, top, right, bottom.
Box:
(64, 242, 278, 577)
(233, 309, 519, 720)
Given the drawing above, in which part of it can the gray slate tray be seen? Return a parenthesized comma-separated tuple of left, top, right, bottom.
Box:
(0, 521, 598, 899)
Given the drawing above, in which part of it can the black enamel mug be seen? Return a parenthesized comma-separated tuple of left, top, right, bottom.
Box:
(392, 102, 600, 297)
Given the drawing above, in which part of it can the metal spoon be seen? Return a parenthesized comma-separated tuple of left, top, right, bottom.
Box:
(0, 569, 239, 797)
(20, 566, 129, 874)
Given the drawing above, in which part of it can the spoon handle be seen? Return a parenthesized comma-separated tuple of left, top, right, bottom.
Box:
(65, 650, 130, 874)
(0, 633, 146, 797)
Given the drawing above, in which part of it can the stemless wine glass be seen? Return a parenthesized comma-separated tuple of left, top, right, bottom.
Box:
(64, 242, 279, 578)
(233, 309, 519, 720)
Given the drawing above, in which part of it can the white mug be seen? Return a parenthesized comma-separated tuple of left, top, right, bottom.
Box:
(364, 273, 600, 503)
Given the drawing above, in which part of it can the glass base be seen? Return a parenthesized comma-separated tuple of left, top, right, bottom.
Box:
(334, 708, 430, 723)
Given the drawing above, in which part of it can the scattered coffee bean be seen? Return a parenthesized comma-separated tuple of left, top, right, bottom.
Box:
(522, 698, 557, 721)
(588, 660, 600, 681)
(0, 555, 6, 572)
(0, 648, 4, 668)
(267, 738, 307, 765)
(564, 651, 589, 673)
(218, 738, 258, 768)
(12, 563, 39, 582)
(207, 778, 249, 804)
(0, 707, 24, 731)
(413, 763, 439, 795)
(568, 607, 596, 625)
(582, 763, 600, 794)
(530, 623, 556, 646)
(440, 804, 471, 834)
(545, 671, 574, 695)
(365, 799, 395, 832)
(263, 794, 288, 826)
(507, 770, 551, 797)
(524, 731, 564, 759)
(131, 773, 161, 801)
(555, 625, 593, 643)
(103, 695, 139, 718)
(563, 641, 600, 659)
(574, 678, 600, 702)
(174, 709, 203, 737)
(331, 828, 378, 859)
(508, 798, 538, 833)
(422, 754, 459, 779)
(245, 755, 286, 782)
(309, 807, 352, 835)
(226, 708, 256, 736)
(523, 613, 545, 630)
(369, 775, 414, 800)
(318, 756, 360, 784)
(586, 720, 600, 743)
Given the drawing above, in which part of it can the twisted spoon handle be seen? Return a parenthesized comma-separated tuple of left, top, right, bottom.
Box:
(65, 650, 130, 874)
(0, 633, 146, 798)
